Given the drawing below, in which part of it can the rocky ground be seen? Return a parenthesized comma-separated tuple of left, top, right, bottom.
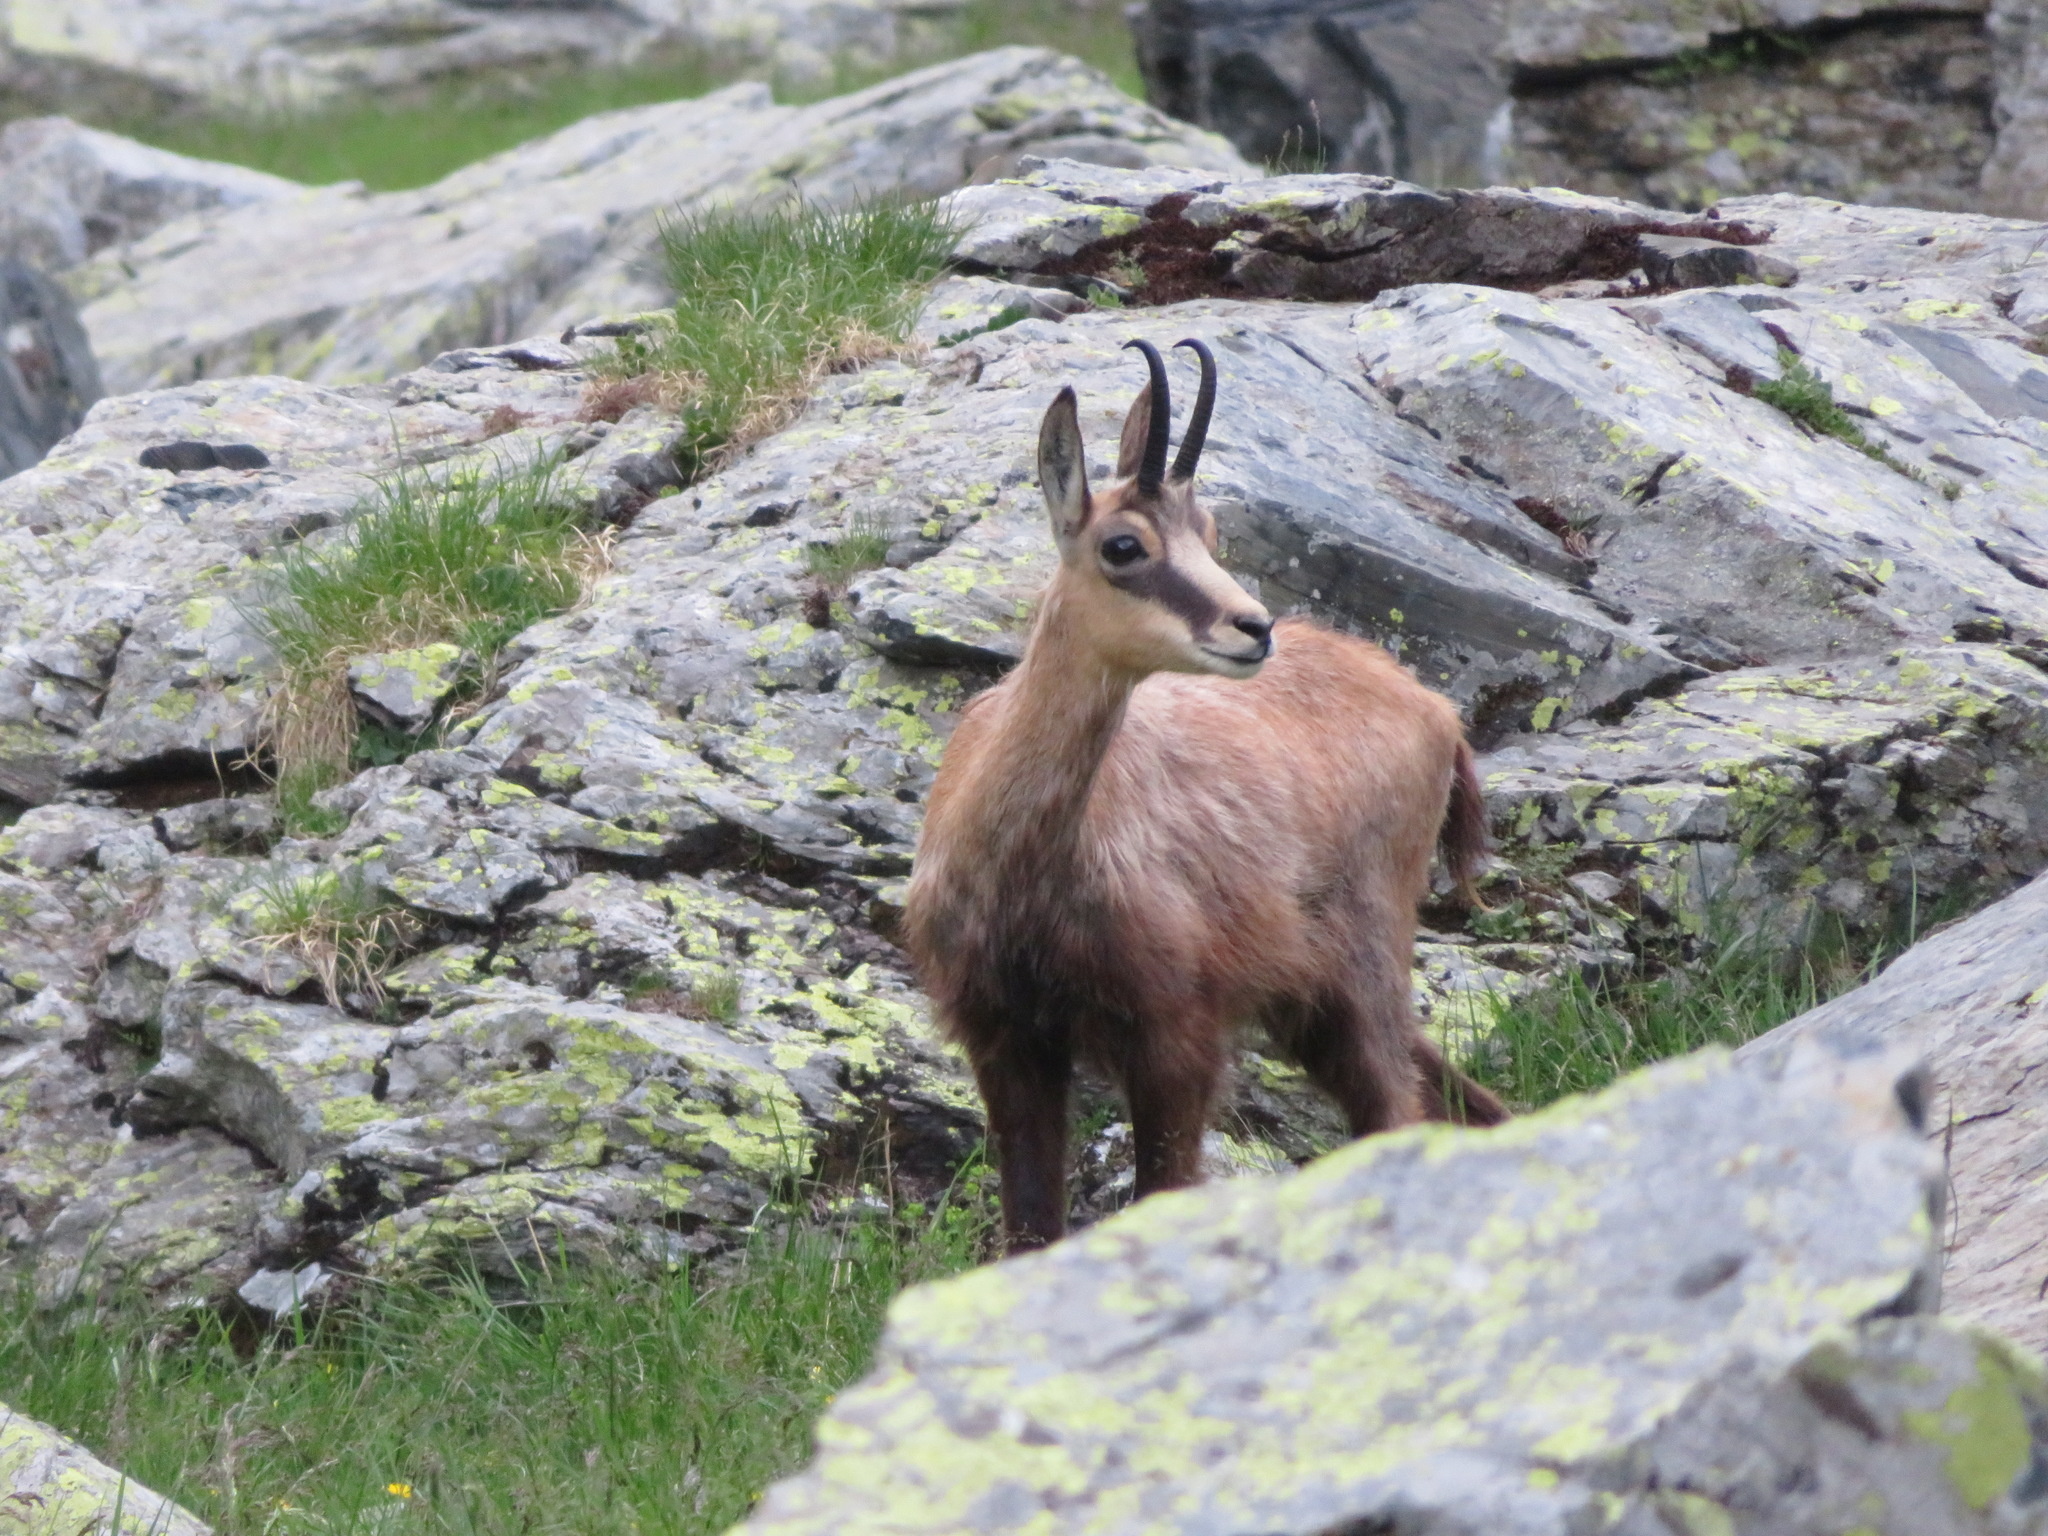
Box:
(0, 56, 2046, 1359)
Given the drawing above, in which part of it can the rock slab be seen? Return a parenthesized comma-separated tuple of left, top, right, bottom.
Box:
(0, 1401, 209, 1536)
(1745, 867, 2048, 1359)
(738, 1046, 2048, 1536)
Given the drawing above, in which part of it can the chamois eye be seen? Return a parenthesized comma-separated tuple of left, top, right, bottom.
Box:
(1100, 534, 1146, 567)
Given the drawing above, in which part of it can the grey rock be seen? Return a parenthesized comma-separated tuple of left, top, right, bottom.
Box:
(946, 160, 1778, 303)
(1638, 231, 1796, 289)
(738, 1046, 2024, 1536)
(1744, 867, 2048, 1356)
(1503, 4, 1996, 214)
(236, 1262, 330, 1316)
(66, 50, 1249, 394)
(0, 1398, 211, 1536)
(0, 802, 139, 874)
(0, 116, 298, 274)
(0, 0, 975, 115)
(347, 644, 466, 733)
(385, 828, 552, 922)
(0, 258, 100, 478)
(1132, 0, 1510, 185)
(154, 796, 277, 853)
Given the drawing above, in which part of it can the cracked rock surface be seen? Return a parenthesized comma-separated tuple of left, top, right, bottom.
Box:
(739, 1047, 2045, 1536)
(6, 157, 2048, 1311)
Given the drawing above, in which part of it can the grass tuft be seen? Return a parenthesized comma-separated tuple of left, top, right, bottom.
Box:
(253, 453, 600, 819)
(1749, 348, 1934, 487)
(1461, 915, 1888, 1110)
(240, 864, 417, 1008)
(803, 509, 894, 594)
(597, 198, 957, 477)
(0, 1203, 989, 1536)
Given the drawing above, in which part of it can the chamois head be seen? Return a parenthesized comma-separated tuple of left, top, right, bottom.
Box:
(1037, 338, 1274, 679)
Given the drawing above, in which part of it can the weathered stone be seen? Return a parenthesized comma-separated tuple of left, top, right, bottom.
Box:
(64, 50, 1248, 394)
(737, 1046, 2041, 1536)
(1744, 867, 2048, 1357)
(236, 1261, 330, 1317)
(0, 258, 100, 479)
(347, 644, 466, 733)
(0, 802, 139, 875)
(0, 0, 977, 115)
(1130, 0, 1510, 186)
(0, 1401, 210, 1536)
(945, 160, 1773, 304)
(1507, 19, 1997, 215)
(1507, 0, 1987, 74)
(0, 116, 297, 275)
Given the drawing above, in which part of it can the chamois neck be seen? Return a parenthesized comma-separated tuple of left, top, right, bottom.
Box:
(982, 584, 1138, 857)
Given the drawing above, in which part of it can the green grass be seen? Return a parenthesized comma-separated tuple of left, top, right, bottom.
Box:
(804, 509, 894, 593)
(600, 199, 957, 477)
(95, 0, 1140, 193)
(252, 452, 596, 820)
(1, 1203, 987, 1536)
(1461, 914, 1895, 1110)
(236, 864, 417, 1008)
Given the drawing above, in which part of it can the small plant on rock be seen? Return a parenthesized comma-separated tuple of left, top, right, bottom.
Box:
(253, 451, 603, 828)
(593, 197, 958, 477)
(241, 864, 417, 1009)
(1749, 348, 1928, 485)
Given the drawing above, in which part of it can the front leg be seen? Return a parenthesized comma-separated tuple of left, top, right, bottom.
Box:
(972, 1027, 1073, 1252)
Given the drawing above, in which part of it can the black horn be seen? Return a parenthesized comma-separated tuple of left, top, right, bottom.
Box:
(1123, 338, 1172, 495)
(1171, 337, 1216, 482)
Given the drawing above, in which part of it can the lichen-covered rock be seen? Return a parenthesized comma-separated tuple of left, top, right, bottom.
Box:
(347, 644, 465, 733)
(0, 116, 297, 275)
(0, 1400, 210, 1536)
(0, 0, 981, 115)
(1744, 867, 2048, 1358)
(737, 1046, 2048, 1536)
(12, 159, 2048, 1303)
(63, 49, 1249, 394)
(1130, 0, 1509, 185)
(0, 257, 101, 480)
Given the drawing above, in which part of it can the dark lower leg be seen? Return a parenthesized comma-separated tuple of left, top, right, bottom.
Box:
(974, 1035, 1072, 1252)
(1292, 993, 1424, 1137)
(1123, 1035, 1225, 1200)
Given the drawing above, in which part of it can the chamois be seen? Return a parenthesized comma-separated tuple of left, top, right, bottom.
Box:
(904, 336, 1507, 1251)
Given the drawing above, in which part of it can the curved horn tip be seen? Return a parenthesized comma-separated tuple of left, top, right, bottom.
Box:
(1122, 338, 1172, 493)
(1169, 337, 1218, 483)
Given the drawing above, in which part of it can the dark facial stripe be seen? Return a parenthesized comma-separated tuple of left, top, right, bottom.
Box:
(1111, 554, 1224, 635)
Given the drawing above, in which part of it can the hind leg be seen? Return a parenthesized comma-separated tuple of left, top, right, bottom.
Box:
(1115, 1016, 1228, 1199)
(1283, 930, 1428, 1135)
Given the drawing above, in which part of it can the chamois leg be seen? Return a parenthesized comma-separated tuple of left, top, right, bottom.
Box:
(1409, 1032, 1510, 1127)
(1120, 1023, 1227, 1200)
(972, 1029, 1072, 1252)
(1289, 945, 1428, 1136)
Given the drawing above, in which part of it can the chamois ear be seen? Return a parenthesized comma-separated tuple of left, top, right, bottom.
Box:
(1115, 382, 1153, 483)
(1038, 385, 1091, 553)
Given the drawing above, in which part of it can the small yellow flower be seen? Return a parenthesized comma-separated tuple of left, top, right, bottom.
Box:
(386, 1483, 413, 1500)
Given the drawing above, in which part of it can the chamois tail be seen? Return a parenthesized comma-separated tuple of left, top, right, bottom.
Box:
(1439, 738, 1490, 906)
(1411, 1034, 1510, 1127)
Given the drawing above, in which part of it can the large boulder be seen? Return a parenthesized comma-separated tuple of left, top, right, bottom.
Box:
(1744, 867, 2048, 1358)
(736, 1046, 2048, 1536)
(0, 258, 101, 479)
(0, 116, 299, 275)
(1502, 0, 2004, 213)
(0, 1401, 209, 1536)
(0, 0, 968, 116)
(58, 48, 1249, 394)
(1129, 0, 1509, 185)
(13, 158, 2048, 1301)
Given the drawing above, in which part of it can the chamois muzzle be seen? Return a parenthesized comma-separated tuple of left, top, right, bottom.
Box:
(1123, 338, 1173, 495)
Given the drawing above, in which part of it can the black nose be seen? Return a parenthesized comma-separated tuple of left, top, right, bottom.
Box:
(1233, 616, 1273, 645)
